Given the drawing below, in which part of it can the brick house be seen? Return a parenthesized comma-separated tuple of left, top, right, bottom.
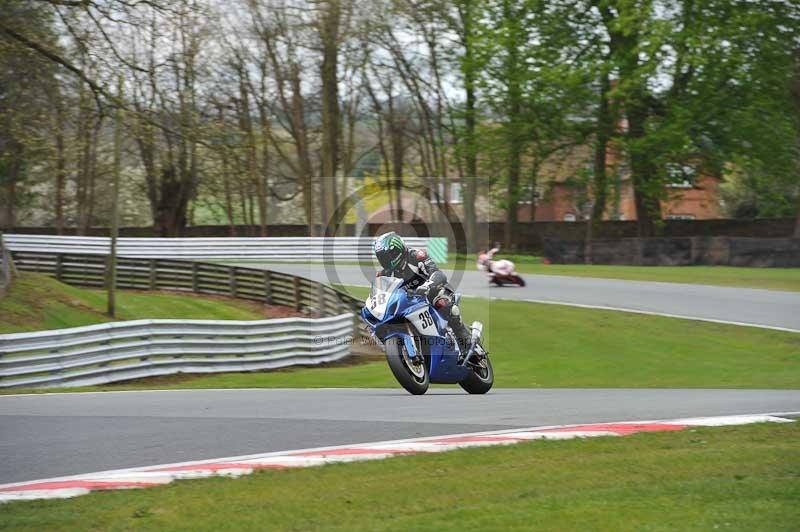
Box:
(365, 142, 722, 224)
(519, 170, 723, 222)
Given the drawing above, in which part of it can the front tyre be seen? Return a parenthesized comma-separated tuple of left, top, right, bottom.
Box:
(385, 336, 429, 395)
(459, 355, 494, 394)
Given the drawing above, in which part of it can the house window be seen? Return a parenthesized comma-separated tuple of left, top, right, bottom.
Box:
(450, 182, 462, 204)
(665, 214, 695, 220)
(666, 180, 693, 189)
(434, 182, 462, 204)
(519, 182, 539, 204)
(666, 163, 696, 187)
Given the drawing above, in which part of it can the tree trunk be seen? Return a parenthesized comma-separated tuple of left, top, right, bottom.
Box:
(600, 5, 660, 238)
(237, 75, 267, 236)
(5, 179, 15, 230)
(289, 76, 316, 236)
(591, 74, 611, 224)
(503, 131, 522, 250)
(460, 0, 478, 253)
(258, 96, 272, 233)
(626, 99, 660, 237)
(108, 77, 123, 318)
(3, 157, 18, 230)
(42, 80, 68, 234)
(791, 48, 800, 238)
(151, 161, 191, 237)
(75, 82, 91, 235)
(52, 91, 67, 235)
(221, 150, 237, 237)
(586, 74, 612, 263)
(238, 176, 248, 233)
(391, 118, 405, 223)
(385, 95, 403, 223)
(502, 0, 523, 251)
(85, 116, 103, 231)
(319, 0, 340, 236)
(794, 197, 800, 238)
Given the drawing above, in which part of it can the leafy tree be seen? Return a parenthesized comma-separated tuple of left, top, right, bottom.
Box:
(0, 2, 61, 229)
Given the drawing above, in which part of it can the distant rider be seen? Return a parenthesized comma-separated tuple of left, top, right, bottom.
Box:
(477, 247, 500, 273)
(373, 232, 473, 353)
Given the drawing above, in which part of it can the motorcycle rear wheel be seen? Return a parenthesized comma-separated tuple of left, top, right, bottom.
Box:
(385, 336, 429, 395)
(459, 354, 494, 394)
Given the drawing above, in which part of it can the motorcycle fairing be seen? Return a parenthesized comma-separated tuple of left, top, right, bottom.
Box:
(365, 280, 470, 384)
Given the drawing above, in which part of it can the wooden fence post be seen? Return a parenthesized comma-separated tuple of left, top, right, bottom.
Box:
(55, 254, 63, 282)
(149, 259, 157, 290)
(293, 276, 302, 311)
(318, 286, 327, 316)
(191, 262, 199, 292)
(263, 270, 273, 304)
(229, 267, 237, 297)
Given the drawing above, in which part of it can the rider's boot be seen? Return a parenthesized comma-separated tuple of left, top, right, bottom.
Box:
(449, 318, 473, 358)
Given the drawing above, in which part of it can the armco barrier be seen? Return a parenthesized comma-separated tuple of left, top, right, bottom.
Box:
(0, 313, 354, 388)
(10, 252, 362, 316)
(3, 235, 449, 263)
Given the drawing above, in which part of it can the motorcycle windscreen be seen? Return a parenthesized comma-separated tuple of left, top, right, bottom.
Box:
(366, 276, 404, 321)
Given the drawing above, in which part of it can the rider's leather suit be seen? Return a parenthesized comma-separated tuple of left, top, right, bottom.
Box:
(376, 248, 471, 350)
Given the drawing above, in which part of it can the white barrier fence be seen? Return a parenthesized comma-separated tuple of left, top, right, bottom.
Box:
(3, 234, 449, 263)
(0, 313, 354, 389)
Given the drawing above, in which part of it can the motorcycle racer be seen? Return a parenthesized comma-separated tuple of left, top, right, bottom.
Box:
(373, 231, 474, 354)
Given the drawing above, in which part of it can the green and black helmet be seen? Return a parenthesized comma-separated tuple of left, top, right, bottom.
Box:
(374, 232, 407, 271)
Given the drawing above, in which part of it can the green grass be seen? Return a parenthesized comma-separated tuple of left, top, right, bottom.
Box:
(2, 422, 797, 531)
(6, 283, 797, 394)
(0, 273, 267, 334)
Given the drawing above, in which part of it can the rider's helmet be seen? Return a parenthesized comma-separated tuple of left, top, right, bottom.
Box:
(374, 232, 407, 271)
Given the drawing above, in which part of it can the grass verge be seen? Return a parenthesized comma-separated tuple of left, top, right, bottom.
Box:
(228, 255, 800, 291)
(1, 422, 797, 531)
(448, 253, 800, 293)
(0, 273, 298, 334)
(509, 263, 800, 292)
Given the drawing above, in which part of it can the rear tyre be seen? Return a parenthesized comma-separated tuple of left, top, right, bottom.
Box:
(513, 275, 526, 287)
(385, 336, 429, 395)
(459, 355, 494, 394)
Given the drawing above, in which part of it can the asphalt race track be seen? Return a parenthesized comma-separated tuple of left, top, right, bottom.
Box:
(2, 388, 800, 484)
(239, 263, 800, 332)
(3, 267, 798, 488)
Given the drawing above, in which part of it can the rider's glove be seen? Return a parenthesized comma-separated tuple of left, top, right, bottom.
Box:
(414, 282, 432, 297)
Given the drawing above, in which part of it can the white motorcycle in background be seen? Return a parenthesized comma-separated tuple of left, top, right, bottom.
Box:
(477, 248, 526, 287)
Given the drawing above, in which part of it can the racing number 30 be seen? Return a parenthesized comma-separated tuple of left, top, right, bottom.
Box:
(418, 310, 433, 329)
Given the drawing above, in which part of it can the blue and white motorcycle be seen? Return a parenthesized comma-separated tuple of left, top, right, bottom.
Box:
(361, 276, 493, 395)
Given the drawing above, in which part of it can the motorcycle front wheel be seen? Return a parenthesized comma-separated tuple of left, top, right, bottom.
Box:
(385, 336, 429, 395)
(459, 355, 494, 394)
